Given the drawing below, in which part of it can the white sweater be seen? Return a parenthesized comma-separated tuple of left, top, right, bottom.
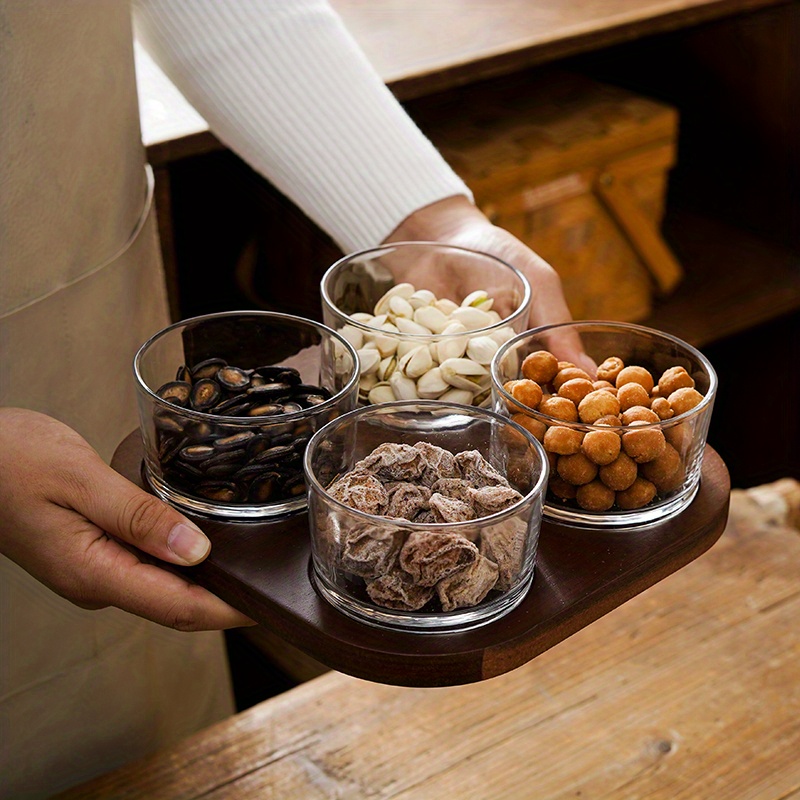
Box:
(132, 0, 472, 253)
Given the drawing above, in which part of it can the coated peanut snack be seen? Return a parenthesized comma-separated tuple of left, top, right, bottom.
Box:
(503, 351, 707, 513)
(335, 283, 518, 407)
(322, 441, 529, 612)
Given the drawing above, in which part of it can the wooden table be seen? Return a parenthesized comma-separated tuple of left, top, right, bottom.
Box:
(58, 480, 800, 799)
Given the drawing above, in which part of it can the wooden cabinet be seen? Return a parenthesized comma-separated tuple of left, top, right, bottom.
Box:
(137, 0, 799, 488)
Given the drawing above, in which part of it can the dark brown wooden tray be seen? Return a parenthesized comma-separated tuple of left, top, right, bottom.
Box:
(112, 431, 730, 688)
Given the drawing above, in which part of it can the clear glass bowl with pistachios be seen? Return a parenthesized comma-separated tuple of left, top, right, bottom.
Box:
(320, 242, 532, 407)
(133, 311, 359, 520)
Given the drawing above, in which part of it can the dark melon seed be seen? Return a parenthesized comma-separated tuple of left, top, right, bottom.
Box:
(156, 381, 192, 407)
(191, 358, 227, 379)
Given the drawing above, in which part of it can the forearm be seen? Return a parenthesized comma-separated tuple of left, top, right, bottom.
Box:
(132, 0, 472, 252)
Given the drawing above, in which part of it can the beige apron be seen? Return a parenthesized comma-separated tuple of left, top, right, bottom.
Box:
(0, 3, 233, 796)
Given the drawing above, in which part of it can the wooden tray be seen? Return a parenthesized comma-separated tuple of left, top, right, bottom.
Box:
(112, 431, 730, 688)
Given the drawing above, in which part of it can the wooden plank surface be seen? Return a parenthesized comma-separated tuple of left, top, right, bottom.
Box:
(110, 432, 730, 687)
(58, 480, 800, 799)
(334, 0, 788, 97)
(648, 209, 800, 347)
(135, 0, 791, 164)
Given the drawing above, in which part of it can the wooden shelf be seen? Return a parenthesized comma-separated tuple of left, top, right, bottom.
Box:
(135, 0, 793, 166)
(112, 431, 730, 688)
(644, 208, 800, 347)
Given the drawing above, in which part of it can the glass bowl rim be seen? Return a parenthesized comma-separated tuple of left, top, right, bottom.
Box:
(320, 241, 533, 340)
(490, 320, 719, 429)
(303, 398, 550, 529)
(133, 309, 360, 424)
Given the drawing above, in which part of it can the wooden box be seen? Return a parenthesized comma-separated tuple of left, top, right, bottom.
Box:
(413, 73, 683, 321)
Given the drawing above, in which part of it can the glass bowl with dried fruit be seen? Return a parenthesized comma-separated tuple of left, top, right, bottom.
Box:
(320, 242, 531, 407)
(491, 321, 718, 527)
(303, 401, 549, 632)
(133, 311, 359, 519)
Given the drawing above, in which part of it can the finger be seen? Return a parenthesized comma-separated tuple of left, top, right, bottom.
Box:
(79, 530, 254, 630)
(518, 255, 597, 375)
(55, 448, 212, 567)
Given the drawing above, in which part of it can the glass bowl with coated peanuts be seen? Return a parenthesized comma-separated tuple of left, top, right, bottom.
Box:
(134, 311, 359, 519)
(320, 242, 531, 408)
(490, 321, 718, 527)
(303, 400, 549, 632)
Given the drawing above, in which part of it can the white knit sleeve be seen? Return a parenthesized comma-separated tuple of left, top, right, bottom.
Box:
(132, 0, 473, 253)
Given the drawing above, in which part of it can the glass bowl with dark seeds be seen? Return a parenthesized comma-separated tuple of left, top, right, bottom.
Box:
(133, 311, 359, 519)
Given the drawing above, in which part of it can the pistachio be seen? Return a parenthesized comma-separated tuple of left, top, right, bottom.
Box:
(388, 295, 414, 319)
(450, 306, 495, 331)
(408, 289, 437, 309)
(435, 325, 468, 362)
(395, 317, 432, 336)
(474, 387, 492, 408)
(434, 298, 459, 316)
(466, 335, 500, 365)
(389, 371, 419, 400)
(441, 320, 468, 334)
(397, 339, 422, 359)
(370, 313, 389, 328)
(368, 382, 397, 405)
(333, 340, 351, 361)
(398, 345, 434, 379)
(338, 324, 364, 350)
(462, 290, 494, 312)
(440, 358, 489, 392)
(374, 283, 415, 316)
(417, 367, 449, 399)
(439, 388, 475, 405)
(489, 326, 516, 346)
(373, 323, 400, 357)
(357, 348, 381, 375)
(413, 305, 450, 334)
(376, 355, 397, 382)
(359, 373, 379, 394)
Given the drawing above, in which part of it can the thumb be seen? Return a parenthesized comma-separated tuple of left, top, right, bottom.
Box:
(61, 452, 211, 567)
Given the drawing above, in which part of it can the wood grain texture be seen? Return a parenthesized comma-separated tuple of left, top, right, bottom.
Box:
(647, 209, 800, 347)
(136, 0, 792, 163)
(109, 432, 729, 688)
(57, 482, 800, 800)
(334, 0, 792, 98)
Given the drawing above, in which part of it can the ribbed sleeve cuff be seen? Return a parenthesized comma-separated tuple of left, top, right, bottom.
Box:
(133, 0, 473, 252)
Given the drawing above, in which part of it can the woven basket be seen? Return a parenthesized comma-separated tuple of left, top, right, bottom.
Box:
(414, 72, 683, 321)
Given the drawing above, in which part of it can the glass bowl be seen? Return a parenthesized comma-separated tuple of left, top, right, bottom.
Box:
(491, 321, 718, 527)
(320, 242, 531, 407)
(303, 401, 548, 632)
(133, 311, 359, 519)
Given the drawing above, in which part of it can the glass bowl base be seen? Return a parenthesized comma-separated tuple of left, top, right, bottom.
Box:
(146, 470, 307, 521)
(543, 481, 701, 529)
(311, 567, 535, 634)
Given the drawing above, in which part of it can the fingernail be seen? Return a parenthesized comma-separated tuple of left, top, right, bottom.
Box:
(167, 522, 211, 564)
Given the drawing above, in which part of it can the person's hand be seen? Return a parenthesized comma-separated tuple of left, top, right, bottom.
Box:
(384, 195, 595, 373)
(0, 408, 254, 631)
